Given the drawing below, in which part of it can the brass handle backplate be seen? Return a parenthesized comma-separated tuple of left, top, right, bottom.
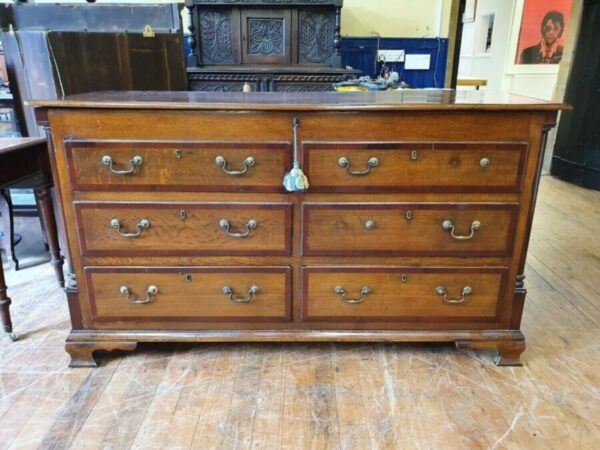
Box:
(436, 286, 472, 304)
(214, 155, 255, 176)
(110, 218, 150, 238)
(334, 285, 371, 304)
(222, 285, 259, 303)
(442, 219, 481, 240)
(338, 156, 379, 176)
(219, 219, 257, 238)
(101, 155, 142, 175)
(120, 285, 158, 304)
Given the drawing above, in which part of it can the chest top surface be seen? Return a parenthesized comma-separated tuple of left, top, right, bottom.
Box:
(31, 90, 566, 113)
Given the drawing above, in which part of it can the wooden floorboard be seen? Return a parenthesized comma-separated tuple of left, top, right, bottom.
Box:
(1, 175, 599, 449)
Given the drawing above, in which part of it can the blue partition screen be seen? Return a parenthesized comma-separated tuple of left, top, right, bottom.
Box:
(341, 37, 448, 88)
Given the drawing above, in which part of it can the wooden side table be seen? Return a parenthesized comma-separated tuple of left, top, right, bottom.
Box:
(457, 76, 488, 90)
(0, 137, 64, 340)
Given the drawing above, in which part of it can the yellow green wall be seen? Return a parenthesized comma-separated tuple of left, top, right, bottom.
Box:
(341, 0, 453, 38)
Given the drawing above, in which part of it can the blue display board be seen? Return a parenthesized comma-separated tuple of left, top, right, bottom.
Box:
(341, 37, 448, 88)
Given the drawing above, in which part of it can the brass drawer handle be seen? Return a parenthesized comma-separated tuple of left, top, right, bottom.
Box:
(338, 156, 379, 176)
(214, 155, 255, 176)
(219, 218, 257, 238)
(110, 218, 150, 238)
(120, 285, 158, 304)
(334, 285, 371, 304)
(222, 285, 259, 304)
(442, 219, 481, 240)
(101, 155, 142, 175)
(436, 286, 472, 304)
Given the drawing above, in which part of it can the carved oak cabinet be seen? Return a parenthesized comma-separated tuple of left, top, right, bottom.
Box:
(34, 90, 563, 367)
(184, 0, 359, 92)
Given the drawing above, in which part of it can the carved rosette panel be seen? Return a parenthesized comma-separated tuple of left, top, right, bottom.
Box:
(299, 10, 334, 63)
(199, 9, 233, 63)
(248, 19, 284, 55)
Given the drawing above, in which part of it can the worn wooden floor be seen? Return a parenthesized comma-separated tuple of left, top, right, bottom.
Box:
(0, 176, 599, 450)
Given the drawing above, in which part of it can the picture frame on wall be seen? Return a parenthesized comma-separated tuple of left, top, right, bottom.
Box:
(506, 0, 573, 74)
(463, 0, 477, 23)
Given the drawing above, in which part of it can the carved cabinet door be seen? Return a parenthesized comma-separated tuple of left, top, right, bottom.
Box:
(241, 9, 293, 65)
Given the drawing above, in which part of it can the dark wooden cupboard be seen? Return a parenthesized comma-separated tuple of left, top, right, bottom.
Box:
(185, 0, 359, 92)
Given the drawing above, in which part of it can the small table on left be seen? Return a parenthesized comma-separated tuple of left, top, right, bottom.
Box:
(0, 138, 64, 341)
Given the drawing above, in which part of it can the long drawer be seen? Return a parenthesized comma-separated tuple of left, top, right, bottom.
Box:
(304, 142, 527, 192)
(302, 267, 507, 322)
(75, 202, 292, 256)
(85, 266, 292, 322)
(302, 203, 519, 256)
(65, 140, 291, 192)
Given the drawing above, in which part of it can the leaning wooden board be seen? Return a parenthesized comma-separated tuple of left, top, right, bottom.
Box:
(32, 89, 565, 367)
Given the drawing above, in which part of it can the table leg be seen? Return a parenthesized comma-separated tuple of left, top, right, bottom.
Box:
(0, 263, 16, 341)
(34, 186, 64, 288)
(0, 189, 19, 271)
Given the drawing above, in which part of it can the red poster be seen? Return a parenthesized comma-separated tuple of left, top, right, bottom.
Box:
(516, 0, 573, 64)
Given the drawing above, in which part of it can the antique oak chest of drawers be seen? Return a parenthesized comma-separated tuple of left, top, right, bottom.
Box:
(34, 90, 563, 367)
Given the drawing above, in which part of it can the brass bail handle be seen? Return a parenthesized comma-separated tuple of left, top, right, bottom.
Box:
(120, 285, 158, 304)
(222, 285, 259, 304)
(283, 117, 309, 192)
(436, 286, 472, 304)
(442, 219, 481, 240)
(334, 285, 371, 304)
(110, 218, 150, 238)
(101, 155, 142, 175)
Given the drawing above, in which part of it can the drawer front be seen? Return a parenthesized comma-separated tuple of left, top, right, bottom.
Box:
(304, 142, 527, 192)
(86, 267, 291, 322)
(75, 202, 292, 256)
(303, 267, 507, 321)
(66, 140, 290, 192)
(303, 203, 518, 257)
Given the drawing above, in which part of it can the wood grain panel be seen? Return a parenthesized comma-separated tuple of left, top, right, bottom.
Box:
(65, 140, 291, 192)
(302, 267, 507, 322)
(75, 202, 292, 256)
(85, 266, 291, 322)
(303, 203, 519, 256)
(304, 142, 527, 193)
